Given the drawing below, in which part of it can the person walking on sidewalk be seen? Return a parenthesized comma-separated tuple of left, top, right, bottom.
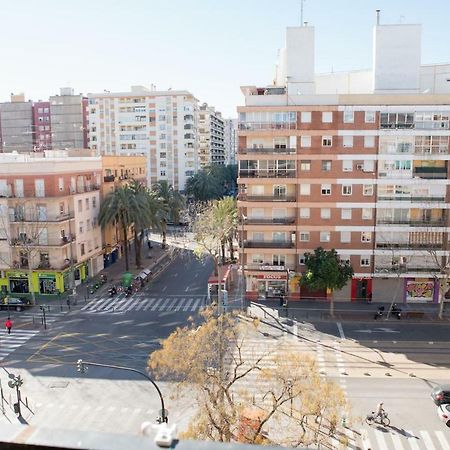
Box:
(5, 318, 12, 334)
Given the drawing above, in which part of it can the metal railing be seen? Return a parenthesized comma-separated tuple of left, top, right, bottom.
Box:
(375, 243, 443, 249)
(238, 171, 296, 179)
(238, 122, 297, 131)
(238, 194, 296, 202)
(239, 147, 297, 155)
(244, 218, 296, 225)
(9, 212, 74, 223)
(244, 240, 295, 249)
(377, 196, 446, 202)
(377, 219, 445, 227)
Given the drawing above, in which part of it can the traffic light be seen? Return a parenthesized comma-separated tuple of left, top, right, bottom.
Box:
(77, 359, 87, 374)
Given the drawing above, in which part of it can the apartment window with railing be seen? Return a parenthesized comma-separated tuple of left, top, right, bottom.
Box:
(322, 112, 333, 123)
(363, 184, 374, 196)
(341, 209, 352, 220)
(320, 208, 331, 219)
(341, 231, 351, 243)
(380, 112, 414, 129)
(360, 257, 370, 267)
(361, 232, 372, 242)
(239, 160, 296, 178)
(301, 112, 311, 123)
(342, 185, 352, 196)
(300, 160, 311, 171)
(415, 112, 449, 130)
(322, 160, 332, 171)
(300, 184, 311, 195)
(320, 231, 330, 242)
(321, 184, 331, 195)
(272, 254, 285, 266)
(300, 135, 311, 147)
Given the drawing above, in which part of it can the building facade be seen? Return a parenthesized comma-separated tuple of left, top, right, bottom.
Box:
(101, 154, 147, 266)
(0, 151, 103, 296)
(238, 20, 450, 304)
(198, 103, 225, 167)
(224, 118, 238, 166)
(32, 101, 52, 151)
(87, 86, 199, 191)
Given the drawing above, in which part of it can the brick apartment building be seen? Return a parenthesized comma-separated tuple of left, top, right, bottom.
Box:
(238, 18, 450, 304)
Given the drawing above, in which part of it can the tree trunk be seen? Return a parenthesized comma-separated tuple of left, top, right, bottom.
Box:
(134, 230, 143, 268)
(27, 249, 36, 305)
(162, 230, 167, 249)
(228, 236, 234, 261)
(329, 290, 334, 318)
(221, 241, 226, 265)
(438, 276, 447, 320)
(122, 224, 129, 272)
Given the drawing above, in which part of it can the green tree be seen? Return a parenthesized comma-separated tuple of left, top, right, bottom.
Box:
(152, 180, 185, 248)
(301, 247, 354, 317)
(99, 186, 134, 271)
(212, 197, 238, 263)
(185, 171, 222, 202)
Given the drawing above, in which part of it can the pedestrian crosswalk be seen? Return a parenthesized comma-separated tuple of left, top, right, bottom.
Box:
(360, 427, 450, 450)
(80, 294, 206, 314)
(21, 311, 67, 326)
(0, 329, 37, 361)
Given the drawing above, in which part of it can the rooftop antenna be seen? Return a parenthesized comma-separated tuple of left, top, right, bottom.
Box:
(300, 0, 305, 26)
(376, 9, 381, 26)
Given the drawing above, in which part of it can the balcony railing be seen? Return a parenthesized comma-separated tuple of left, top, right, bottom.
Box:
(9, 212, 75, 223)
(238, 194, 296, 202)
(238, 170, 296, 179)
(415, 121, 449, 130)
(238, 122, 297, 131)
(376, 243, 443, 249)
(413, 167, 447, 179)
(375, 266, 440, 273)
(377, 196, 446, 202)
(377, 219, 445, 227)
(244, 218, 296, 225)
(239, 147, 297, 155)
(380, 123, 415, 129)
(11, 235, 76, 247)
(103, 175, 115, 182)
(244, 240, 295, 249)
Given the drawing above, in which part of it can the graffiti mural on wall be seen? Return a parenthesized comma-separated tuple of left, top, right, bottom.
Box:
(405, 280, 434, 302)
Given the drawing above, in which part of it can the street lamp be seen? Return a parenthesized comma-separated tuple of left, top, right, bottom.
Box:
(8, 373, 24, 417)
(76, 360, 168, 423)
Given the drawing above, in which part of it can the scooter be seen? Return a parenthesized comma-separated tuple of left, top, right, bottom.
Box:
(108, 286, 117, 297)
(390, 304, 402, 320)
(374, 306, 385, 320)
(125, 286, 133, 297)
(100, 274, 107, 285)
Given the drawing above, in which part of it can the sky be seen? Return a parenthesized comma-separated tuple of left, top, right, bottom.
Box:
(0, 0, 449, 117)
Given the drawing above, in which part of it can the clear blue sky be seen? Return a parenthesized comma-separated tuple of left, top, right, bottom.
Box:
(1, 0, 449, 117)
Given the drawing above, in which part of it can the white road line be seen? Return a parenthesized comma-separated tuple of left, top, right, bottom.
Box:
(360, 430, 371, 450)
(436, 431, 450, 450)
(150, 298, 165, 311)
(135, 298, 150, 311)
(143, 298, 157, 311)
(292, 323, 298, 339)
(122, 297, 141, 312)
(374, 429, 389, 450)
(390, 433, 405, 450)
(420, 431, 436, 450)
(162, 298, 178, 311)
(190, 298, 201, 311)
(105, 295, 129, 311)
(405, 430, 420, 450)
(337, 322, 345, 339)
(182, 298, 194, 311)
(174, 299, 185, 312)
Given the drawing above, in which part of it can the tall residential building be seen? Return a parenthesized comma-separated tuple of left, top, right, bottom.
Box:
(198, 103, 225, 166)
(87, 86, 199, 191)
(224, 118, 238, 165)
(32, 101, 52, 150)
(101, 154, 147, 266)
(50, 87, 88, 149)
(0, 94, 34, 152)
(238, 18, 450, 304)
(0, 151, 103, 296)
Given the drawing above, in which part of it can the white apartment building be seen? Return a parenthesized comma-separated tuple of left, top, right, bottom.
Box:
(198, 103, 225, 167)
(224, 118, 238, 165)
(87, 86, 199, 191)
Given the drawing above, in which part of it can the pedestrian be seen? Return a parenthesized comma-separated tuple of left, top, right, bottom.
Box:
(5, 318, 12, 334)
(147, 240, 151, 250)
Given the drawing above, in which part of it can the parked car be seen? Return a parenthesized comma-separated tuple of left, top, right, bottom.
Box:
(437, 404, 450, 427)
(0, 296, 32, 312)
(431, 385, 450, 405)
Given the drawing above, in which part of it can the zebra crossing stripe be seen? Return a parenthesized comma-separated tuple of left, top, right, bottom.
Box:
(134, 298, 150, 311)
(105, 295, 129, 311)
(174, 299, 185, 312)
(143, 298, 157, 311)
(390, 433, 405, 450)
(435, 431, 450, 450)
(150, 298, 165, 311)
(374, 429, 389, 450)
(190, 298, 201, 311)
(420, 431, 437, 450)
(161, 298, 177, 311)
(122, 297, 141, 312)
(182, 298, 193, 311)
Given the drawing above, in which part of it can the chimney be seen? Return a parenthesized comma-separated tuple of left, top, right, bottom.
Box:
(376, 10, 381, 26)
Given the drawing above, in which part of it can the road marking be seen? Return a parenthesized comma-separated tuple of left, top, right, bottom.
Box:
(150, 298, 164, 311)
(390, 433, 405, 450)
(420, 431, 436, 450)
(405, 430, 420, 450)
(336, 322, 345, 339)
(174, 299, 185, 312)
(144, 298, 158, 311)
(373, 429, 389, 450)
(122, 297, 141, 312)
(185, 286, 190, 292)
(436, 431, 450, 450)
(134, 298, 150, 311)
(190, 298, 201, 311)
(360, 430, 371, 450)
(182, 298, 194, 311)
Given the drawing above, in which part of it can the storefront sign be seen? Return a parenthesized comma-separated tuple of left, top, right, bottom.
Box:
(8, 272, 28, 278)
(259, 265, 285, 271)
(256, 273, 287, 280)
(406, 280, 434, 302)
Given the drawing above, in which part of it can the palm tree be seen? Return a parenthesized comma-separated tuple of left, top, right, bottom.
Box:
(152, 181, 185, 248)
(129, 180, 165, 268)
(99, 186, 134, 271)
(185, 171, 221, 201)
(212, 197, 238, 264)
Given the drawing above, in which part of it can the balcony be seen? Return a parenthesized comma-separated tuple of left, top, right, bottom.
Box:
(244, 240, 295, 249)
(238, 194, 296, 202)
(240, 147, 297, 155)
(11, 235, 76, 247)
(103, 175, 115, 182)
(238, 122, 297, 131)
(380, 123, 415, 129)
(378, 196, 446, 202)
(413, 167, 447, 179)
(244, 218, 296, 225)
(377, 219, 445, 227)
(376, 243, 443, 249)
(9, 212, 75, 223)
(238, 170, 296, 179)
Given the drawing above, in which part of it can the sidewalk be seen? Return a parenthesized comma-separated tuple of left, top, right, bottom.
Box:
(35, 239, 172, 307)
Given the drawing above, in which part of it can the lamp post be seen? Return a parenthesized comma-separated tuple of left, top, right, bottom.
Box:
(8, 373, 23, 418)
(76, 360, 168, 423)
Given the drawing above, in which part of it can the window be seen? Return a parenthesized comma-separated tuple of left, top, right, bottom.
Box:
(79, 222, 84, 234)
(251, 254, 264, 264)
(341, 209, 352, 220)
(322, 136, 332, 147)
(299, 256, 305, 265)
(300, 135, 311, 147)
(320, 208, 331, 219)
(300, 184, 310, 195)
(86, 219, 91, 231)
(322, 160, 332, 171)
(272, 255, 285, 266)
(342, 160, 353, 172)
(301, 112, 311, 123)
(322, 112, 333, 123)
(252, 232, 264, 241)
(58, 177, 64, 192)
(340, 231, 351, 243)
(35, 179, 45, 197)
(92, 196, 96, 208)
(300, 160, 311, 171)
(80, 243, 85, 256)
(321, 184, 331, 195)
(160, 152, 167, 158)
(364, 136, 375, 148)
(362, 208, 372, 220)
(85, 198, 90, 210)
(360, 257, 370, 267)
(78, 199, 82, 212)
(300, 208, 310, 219)
(320, 231, 330, 242)
(59, 202, 64, 214)
(343, 111, 354, 123)
(160, 170, 166, 176)
(361, 232, 372, 242)
(300, 232, 310, 242)
(363, 184, 374, 196)
(342, 185, 352, 195)
(343, 136, 353, 148)
(365, 111, 376, 123)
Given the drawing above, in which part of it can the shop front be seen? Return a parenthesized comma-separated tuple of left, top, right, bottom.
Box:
(351, 278, 373, 301)
(245, 269, 288, 300)
(8, 272, 29, 294)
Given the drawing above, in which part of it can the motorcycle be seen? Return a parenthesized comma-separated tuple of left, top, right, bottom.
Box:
(125, 286, 133, 297)
(390, 304, 402, 320)
(100, 274, 107, 285)
(374, 306, 385, 320)
(108, 286, 117, 297)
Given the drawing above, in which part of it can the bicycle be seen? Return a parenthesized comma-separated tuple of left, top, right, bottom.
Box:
(366, 411, 390, 426)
